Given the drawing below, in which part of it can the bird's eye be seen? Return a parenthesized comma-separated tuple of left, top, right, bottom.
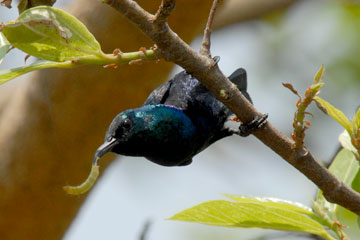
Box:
(122, 118, 132, 130)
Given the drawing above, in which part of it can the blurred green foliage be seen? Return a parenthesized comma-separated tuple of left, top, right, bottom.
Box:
(263, 1, 360, 89)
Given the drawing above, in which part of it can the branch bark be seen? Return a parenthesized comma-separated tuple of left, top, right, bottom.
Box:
(105, 0, 360, 215)
(199, 0, 220, 57)
(152, 0, 176, 25)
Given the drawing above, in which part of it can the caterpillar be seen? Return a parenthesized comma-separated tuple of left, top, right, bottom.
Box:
(63, 157, 100, 195)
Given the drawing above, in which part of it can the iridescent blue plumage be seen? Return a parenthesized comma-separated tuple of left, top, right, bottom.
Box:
(95, 68, 265, 166)
(105, 104, 197, 166)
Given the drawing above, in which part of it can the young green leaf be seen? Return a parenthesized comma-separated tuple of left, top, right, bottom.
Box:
(316, 149, 359, 228)
(0, 60, 73, 85)
(223, 194, 316, 217)
(351, 108, 360, 133)
(314, 96, 353, 134)
(2, 6, 105, 62)
(0, 33, 10, 65)
(170, 197, 335, 240)
(352, 169, 360, 193)
(336, 206, 360, 239)
(339, 130, 358, 154)
(328, 149, 359, 186)
(316, 148, 360, 239)
(313, 64, 325, 84)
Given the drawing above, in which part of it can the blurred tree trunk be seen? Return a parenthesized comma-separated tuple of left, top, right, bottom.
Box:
(0, 0, 295, 239)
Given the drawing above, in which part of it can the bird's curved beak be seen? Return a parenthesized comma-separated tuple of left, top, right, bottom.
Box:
(94, 137, 119, 160)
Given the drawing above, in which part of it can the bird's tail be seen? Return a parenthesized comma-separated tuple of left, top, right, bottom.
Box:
(228, 68, 253, 104)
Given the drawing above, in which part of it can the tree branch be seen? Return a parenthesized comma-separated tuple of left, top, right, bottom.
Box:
(104, 0, 360, 215)
(152, 0, 176, 25)
(199, 0, 220, 57)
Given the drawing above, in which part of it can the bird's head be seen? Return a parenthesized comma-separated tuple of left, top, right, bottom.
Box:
(94, 104, 196, 162)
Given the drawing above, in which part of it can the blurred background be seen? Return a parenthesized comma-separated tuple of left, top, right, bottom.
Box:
(1, 0, 360, 239)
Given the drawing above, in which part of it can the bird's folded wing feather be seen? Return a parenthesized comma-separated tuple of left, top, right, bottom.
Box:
(143, 80, 172, 105)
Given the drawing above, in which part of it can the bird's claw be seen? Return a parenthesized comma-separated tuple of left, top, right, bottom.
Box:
(238, 114, 268, 137)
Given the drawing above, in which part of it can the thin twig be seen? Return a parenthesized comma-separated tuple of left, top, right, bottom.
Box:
(0, 0, 12, 9)
(152, 0, 176, 25)
(138, 220, 152, 240)
(199, 0, 220, 57)
(104, 0, 360, 215)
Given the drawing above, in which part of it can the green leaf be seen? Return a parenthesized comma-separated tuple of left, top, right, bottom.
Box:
(311, 82, 324, 95)
(2, 6, 104, 62)
(336, 206, 360, 238)
(352, 169, 360, 193)
(0, 60, 73, 85)
(329, 149, 359, 186)
(223, 195, 315, 217)
(339, 130, 358, 154)
(0, 33, 10, 65)
(351, 108, 360, 132)
(316, 149, 359, 219)
(315, 149, 360, 239)
(313, 64, 325, 84)
(170, 197, 335, 240)
(314, 96, 353, 134)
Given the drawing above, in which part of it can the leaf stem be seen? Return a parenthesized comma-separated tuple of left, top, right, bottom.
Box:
(0, 49, 157, 85)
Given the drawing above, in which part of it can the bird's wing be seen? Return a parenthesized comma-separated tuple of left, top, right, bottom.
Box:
(143, 79, 172, 105)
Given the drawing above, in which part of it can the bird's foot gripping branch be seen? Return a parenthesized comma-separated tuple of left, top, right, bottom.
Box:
(1, 0, 360, 239)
